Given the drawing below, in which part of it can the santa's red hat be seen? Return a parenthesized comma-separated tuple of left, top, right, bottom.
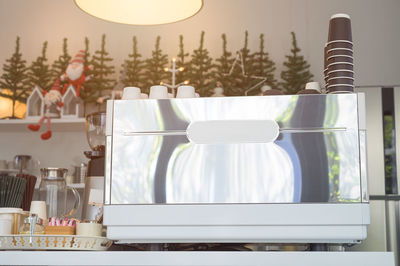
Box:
(70, 50, 85, 64)
(50, 78, 61, 91)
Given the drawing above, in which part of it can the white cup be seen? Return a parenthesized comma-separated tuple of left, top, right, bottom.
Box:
(0, 160, 7, 169)
(176, 86, 196, 98)
(122, 87, 141, 100)
(0, 219, 12, 235)
(140, 93, 149, 99)
(0, 208, 22, 234)
(76, 222, 103, 237)
(305, 82, 321, 92)
(260, 85, 272, 93)
(195, 93, 200, 98)
(29, 201, 47, 225)
(168, 93, 174, 98)
(149, 85, 168, 99)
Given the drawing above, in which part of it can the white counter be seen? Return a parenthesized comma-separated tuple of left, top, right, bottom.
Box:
(0, 251, 394, 266)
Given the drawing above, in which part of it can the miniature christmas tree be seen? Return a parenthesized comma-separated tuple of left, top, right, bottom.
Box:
(252, 34, 278, 90)
(214, 34, 235, 95)
(79, 37, 94, 103)
(232, 30, 255, 95)
(175, 35, 190, 84)
(83, 37, 91, 64)
(143, 36, 169, 94)
(280, 32, 313, 94)
(122, 36, 144, 88)
(86, 34, 115, 102)
(27, 41, 52, 91)
(51, 38, 71, 88)
(0, 37, 30, 118)
(189, 31, 214, 96)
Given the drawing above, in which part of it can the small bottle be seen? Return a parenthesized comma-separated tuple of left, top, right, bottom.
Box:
(297, 82, 322, 95)
(19, 214, 45, 235)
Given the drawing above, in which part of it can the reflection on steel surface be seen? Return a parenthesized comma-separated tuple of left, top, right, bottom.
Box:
(108, 94, 365, 204)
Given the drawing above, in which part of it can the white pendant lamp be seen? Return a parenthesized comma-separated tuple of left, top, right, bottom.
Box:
(75, 0, 203, 25)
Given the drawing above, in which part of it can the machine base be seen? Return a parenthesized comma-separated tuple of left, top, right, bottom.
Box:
(104, 203, 370, 243)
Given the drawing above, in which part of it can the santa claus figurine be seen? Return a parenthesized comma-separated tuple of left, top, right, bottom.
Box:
(61, 50, 93, 97)
(28, 78, 64, 140)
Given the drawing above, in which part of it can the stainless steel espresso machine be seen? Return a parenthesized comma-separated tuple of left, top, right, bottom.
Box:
(103, 93, 369, 245)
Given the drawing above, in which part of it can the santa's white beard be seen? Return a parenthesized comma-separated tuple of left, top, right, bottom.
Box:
(66, 63, 84, 81)
(44, 90, 62, 106)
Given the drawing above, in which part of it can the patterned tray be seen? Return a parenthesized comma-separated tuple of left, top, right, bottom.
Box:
(0, 235, 112, 250)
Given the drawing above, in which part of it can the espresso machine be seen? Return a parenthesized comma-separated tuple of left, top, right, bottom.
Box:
(82, 112, 106, 221)
(103, 93, 369, 244)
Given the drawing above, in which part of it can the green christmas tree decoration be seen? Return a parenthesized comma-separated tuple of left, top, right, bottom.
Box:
(214, 33, 236, 96)
(175, 35, 190, 84)
(79, 37, 94, 103)
(143, 36, 169, 94)
(0, 36, 30, 118)
(51, 38, 71, 88)
(280, 32, 313, 94)
(252, 34, 277, 90)
(122, 36, 144, 88)
(85, 34, 115, 102)
(83, 37, 91, 64)
(189, 31, 214, 96)
(232, 30, 255, 95)
(27, 41, 52, 91)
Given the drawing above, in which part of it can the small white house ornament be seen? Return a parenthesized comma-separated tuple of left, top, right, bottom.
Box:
(26, 86, 44, 119)
(61, 85, 84, 118)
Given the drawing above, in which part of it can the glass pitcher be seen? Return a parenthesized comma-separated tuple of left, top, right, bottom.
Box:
(39, 168, 80, 218)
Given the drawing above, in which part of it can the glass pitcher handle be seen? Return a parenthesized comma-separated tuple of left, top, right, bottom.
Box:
(64, 186, 81, 217)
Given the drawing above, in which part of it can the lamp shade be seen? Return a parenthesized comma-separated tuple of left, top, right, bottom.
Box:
(75, 0, 203, 25)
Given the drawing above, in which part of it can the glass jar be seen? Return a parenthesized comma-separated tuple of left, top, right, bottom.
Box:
(86, 112, 106, 151)
(38, 168, 80, 218)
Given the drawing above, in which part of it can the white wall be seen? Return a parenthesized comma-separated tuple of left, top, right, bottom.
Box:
(305, 0, 400, 87)
(0, 0, 399, 87)
(0, 130, 89, 173)
(0, 0, 399, 173)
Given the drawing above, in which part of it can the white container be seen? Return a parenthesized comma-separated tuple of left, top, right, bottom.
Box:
(122, 87, 141, 100)
(149, 86, 168, 99)
(30, 201, 47, 226)
(0, 208, 23, 235)
(76, 222, 102, 237)
(0, 219, 12, 235)
(176, 86, 196, 98)
(305, 82, 322, 92)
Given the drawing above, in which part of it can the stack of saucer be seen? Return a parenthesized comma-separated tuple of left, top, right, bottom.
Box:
(325, 14, 354, 93)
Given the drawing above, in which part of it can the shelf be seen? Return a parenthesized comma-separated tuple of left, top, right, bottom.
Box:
(0, 168, 19, 174)
(0, 118, 85, 132)
(34, 183, 85, 190)
(68, 183, 85, 189)
(0, 251, 394, 266)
